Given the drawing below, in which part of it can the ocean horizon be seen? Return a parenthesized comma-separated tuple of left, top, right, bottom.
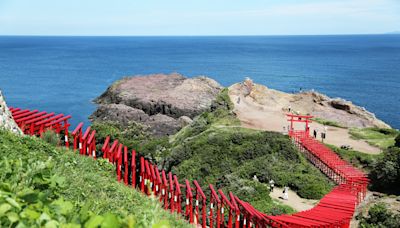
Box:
(0, 35, 399, 128)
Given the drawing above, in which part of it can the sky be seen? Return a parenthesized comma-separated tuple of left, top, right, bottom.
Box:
(0, 0, 399, 36)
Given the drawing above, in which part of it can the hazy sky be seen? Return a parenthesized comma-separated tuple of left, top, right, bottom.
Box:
(0, 0, 399, 35)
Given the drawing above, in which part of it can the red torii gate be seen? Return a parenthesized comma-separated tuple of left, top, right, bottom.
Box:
(286, 113, 313, 135)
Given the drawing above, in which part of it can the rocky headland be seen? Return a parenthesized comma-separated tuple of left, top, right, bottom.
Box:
(90, 73, 222, 136)
(91, 74, 390, 138)
(229, 81, 390, 129)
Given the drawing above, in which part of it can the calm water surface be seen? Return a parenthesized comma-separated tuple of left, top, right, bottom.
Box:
(0, 35, 399, 128)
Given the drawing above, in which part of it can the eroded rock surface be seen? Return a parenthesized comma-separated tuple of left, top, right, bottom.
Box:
(0, 90, 22, 134)
(229, 82, 390, 129)
(91, 73, 222, 136)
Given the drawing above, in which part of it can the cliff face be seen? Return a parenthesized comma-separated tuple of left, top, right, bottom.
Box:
(0, 90, 22, 134)
(91, 73, 223, 136)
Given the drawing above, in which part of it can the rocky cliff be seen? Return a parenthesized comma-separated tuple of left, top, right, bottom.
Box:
(91, 73, 222, 136)
(0, 90, 22, 134)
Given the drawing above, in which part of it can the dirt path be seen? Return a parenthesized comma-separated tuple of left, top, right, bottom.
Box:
(230, 93, 381, 154)
(270, 187, 317, 212)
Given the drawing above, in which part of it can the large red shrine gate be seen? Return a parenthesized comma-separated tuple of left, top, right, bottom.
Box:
(286, 113, 313, 136)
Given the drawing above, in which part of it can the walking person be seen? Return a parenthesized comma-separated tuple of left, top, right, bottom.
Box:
(269, 179, 275, 192)
(313, 129, 318, 138)
(283, 186, 289, 200)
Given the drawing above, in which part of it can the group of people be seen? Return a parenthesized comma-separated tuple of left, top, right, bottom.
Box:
(269, 179, 289, 200)
(313, 126, 328, 142)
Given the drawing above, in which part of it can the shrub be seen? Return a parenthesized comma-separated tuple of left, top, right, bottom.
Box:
(42, 129, 60, 146)
(369, 146, 400, 194)
(358, 203, 400, 227)
(395, 134, 400, 148)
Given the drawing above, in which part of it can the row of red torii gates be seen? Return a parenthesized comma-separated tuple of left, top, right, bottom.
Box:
(9, 107, 368, 227)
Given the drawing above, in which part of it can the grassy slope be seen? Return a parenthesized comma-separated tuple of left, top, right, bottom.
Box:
(326, 144, 380, 172)
(0, 129, 190, 227)
(312, 118, 346, 128)
(163, 89, 333, 214)
(349, 127, 399, 149)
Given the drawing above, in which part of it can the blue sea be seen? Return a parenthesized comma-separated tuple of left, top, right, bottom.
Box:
(0, 35, 399, 128)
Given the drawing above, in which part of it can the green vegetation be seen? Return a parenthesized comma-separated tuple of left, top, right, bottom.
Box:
(91, 121, 170, 163)
(326, 144, 380, 172)
(395, 134, 400, 147)
(358, 203, 400, 228)
(312, 118, 345, 128)
(369, 146, 400, 194)
(92, 89, 333, 215)
(42, 129, 61, 146)
(164, 89, 333, 214)
(349, 127, 399, 149)
(0, 130, 190, 227)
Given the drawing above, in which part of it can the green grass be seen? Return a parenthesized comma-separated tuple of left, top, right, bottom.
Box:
(0, 130, 190, 227)
(349, 127, 399, 149)
(326, 144, 380, 172)
(312, 118, 346, 128)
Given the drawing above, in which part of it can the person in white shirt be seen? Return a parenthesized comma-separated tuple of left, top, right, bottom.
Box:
(269, 179, 275, 192)
(283, 186, 289, 200)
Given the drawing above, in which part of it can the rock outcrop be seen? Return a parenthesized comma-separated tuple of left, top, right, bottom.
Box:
(0, 90, 22, 134)
(229, 82, 390, 129)
(91, 73, 222, 136)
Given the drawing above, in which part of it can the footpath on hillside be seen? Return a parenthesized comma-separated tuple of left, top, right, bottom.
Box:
(269, 187, 317, 212)
(228, 81, 382, 155)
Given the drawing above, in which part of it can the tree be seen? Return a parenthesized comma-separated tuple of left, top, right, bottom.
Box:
(359, 203, 400, 227)
(395, 134, 400, 147)
(370, 146, 400, 194)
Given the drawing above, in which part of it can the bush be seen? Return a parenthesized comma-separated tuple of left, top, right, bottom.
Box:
(369, 146, 400, 194)
(42, 129, 60, 146)
(358, 203, 400, 227)
(395, 134, 400, 147)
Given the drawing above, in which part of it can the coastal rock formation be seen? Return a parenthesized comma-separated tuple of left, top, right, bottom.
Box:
(229, 82, 390, 129)
(0, 90, 22, 134)
(91, 73, 222, 136)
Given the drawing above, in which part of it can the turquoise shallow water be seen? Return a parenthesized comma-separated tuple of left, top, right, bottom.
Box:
(0, 35, 399, 128)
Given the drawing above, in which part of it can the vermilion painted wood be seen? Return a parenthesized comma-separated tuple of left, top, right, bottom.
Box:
(124, 146, 128, 185)
(13, 110, 39, 121)
(174, 175, 182, 214)
(116, 144, 123, 182)
(12, 109, 31, 117)
(162, 171, 169, 209)
(81, 127, 91, 155)
(72, 122, 84, 151)
(87, 130, 96, 158)
(140, 157, 145, 192)
(131, 150, 136, 188)
(168, 172, 175, 213)
(101, 136, 110, 158)
(185, 180, 194, 223)
(108, 140, 118, 162)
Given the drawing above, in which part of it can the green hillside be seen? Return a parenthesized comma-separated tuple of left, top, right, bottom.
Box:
(0, 129, 190, 228)
(92, 89, 334, 215)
